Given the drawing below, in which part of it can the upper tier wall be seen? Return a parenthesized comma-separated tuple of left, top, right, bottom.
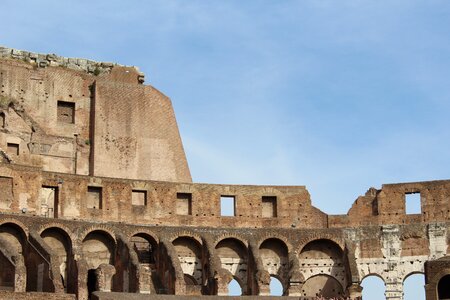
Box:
(0, 164, 448, 228)
(0, 48, 191, 182)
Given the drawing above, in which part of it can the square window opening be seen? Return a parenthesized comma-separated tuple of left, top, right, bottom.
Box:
(220, 196, 235, 217)
(405, 192, 421, 214)
(7, 143, 19, 156)
(57, 101, 75, 124)
(262, 196, 277, 218)
(87, 186, 102, 209)
(132, 190, 147, 206)
(176, 193, 192, 215)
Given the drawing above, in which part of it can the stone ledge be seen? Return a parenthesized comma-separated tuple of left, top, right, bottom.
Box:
(0, 46, 144, 79)
(92, 292, 341, 300)
(0, 291, 76, 299)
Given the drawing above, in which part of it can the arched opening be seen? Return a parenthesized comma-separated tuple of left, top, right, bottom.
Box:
(215, 238, 248, 294)
(130, 233, 159, 294)
(0, 223, 25, 254)
(131, 233, 157, 265)
(260, 238, 289, 284)
(403, 273, 425, 300)
(82, 231, 115, 269)
(269, 276, 283, 296)
(299, 239, 346, 289)
(361, 275, 385, 300)
(82, 230, 115, 297)
(302, 274, 343, 298)
(172, 237, 203, 294)
(41, 227, 72, 291)
(438, 274, 450, 299)
(0, 223, 26, 291)
(228, 278, 242, 296)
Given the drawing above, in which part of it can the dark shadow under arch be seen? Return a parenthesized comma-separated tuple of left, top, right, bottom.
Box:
(302, 274, 343, 298)
(438, 274, 450, 299)
(131, 233, 158, 264)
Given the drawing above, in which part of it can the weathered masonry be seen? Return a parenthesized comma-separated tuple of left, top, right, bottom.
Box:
(0, 47, 448, 300)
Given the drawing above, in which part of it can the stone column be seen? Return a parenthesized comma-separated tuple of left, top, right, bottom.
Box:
(252, 245, 270, 295)
(385, 281, 403, 300)
(13, 255, 26, 292)
(347, 283, 362, 300)
(428, 223, 447, 260)
(381, 226, 403, 300)
(286, 253, 303, 296)
(96, 264, 116, 292)
(286, 279, 303, 297)
(216, 271, 233, 296)
(137, 264, 152, 294)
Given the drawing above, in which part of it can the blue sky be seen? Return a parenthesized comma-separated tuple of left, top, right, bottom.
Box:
(2, 1, 448, 298)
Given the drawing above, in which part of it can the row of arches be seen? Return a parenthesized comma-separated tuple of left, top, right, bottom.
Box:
(0, 220, 350, 298)
(1, 219, 446, 299)
(162, 235, 347, 297)
(361, 274, 426, 300)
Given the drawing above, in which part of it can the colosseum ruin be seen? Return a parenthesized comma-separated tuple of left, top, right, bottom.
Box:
(0, 46, 448, 300)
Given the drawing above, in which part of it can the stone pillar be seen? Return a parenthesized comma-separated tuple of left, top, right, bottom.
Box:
(76, 259, 89, 300)
(216, 271, 233, 296)
(286, 253, 303, 296)
(385, 281, 403, 300)
(137, 264, 152, 294)
(252, 245, 269, 295)
(347, 283, 362, 300)
(286, 280, 302, 296)
(381, 226, 403, 300)
(96, 264, 116, 292)
(13, 255, 26, 292)
(256, 269, 270, 296)
(428, 223, 447, 260)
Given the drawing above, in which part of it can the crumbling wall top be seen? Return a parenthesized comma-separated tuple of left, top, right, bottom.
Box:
(0, 46, 145, 82)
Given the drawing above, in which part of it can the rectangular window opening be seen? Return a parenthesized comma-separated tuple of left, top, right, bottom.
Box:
(405, 192, 421, 214)
(132, 190, 147, 206)
(7, 143, 19, 156)
(220, 196, 235, 216)
(40, 186, 58, 218)
(57, 101, 75, 124)
(262, 196, 277, 218)
(87, 186, 102, 209)
(176, 193, 192, 215)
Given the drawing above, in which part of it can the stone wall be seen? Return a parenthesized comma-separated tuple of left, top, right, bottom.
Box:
(0, 212, 448, 299)
(1, 47, 449, 300)
(0, 291, 75, 299)
(0, 164, 449, 229)
(0, 46, 142, 78)
(0, 48, 191, 182)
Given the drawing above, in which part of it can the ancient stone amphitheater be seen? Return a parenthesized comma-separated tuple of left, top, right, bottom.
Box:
(0, 47, 448, 300)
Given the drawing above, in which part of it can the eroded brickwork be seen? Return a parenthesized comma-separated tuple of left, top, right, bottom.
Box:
(0, 46, 191, 182)
(0, 47, 449, 300)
